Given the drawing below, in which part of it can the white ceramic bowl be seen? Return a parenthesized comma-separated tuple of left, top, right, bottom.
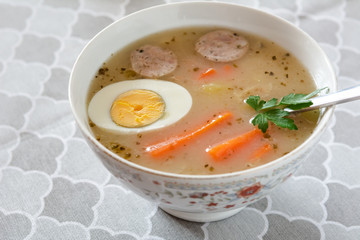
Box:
(69, 2, 336, 222)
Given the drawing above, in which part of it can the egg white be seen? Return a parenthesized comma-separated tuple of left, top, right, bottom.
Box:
(88, 79, 192, 134)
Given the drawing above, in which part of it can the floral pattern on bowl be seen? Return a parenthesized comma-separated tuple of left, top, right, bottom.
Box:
(92, 141, 309, 216)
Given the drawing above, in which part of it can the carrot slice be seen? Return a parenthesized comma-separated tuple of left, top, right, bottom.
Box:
(199, 68, 216, 79)
(146, 112, 233, 157)
(223, 65, 233, 73)
(250, 143, 272, 160)
(207, 128, 263, 161)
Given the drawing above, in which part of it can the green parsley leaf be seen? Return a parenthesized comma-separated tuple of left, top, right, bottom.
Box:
(261, 98, 278, 110)
(279, 87, 328, 110)
(246, 88, 327, 133)
(286, 102, 313, 110)
(272, 117, 298, 130)
(245, 96, 266, 111)
(264, 109, 297, 130)
(251, 113, 268, 132)
(280, 93, 310, 105)
(264, 109, 289, 119)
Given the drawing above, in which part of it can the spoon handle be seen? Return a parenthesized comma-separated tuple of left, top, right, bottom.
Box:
(289, 85, 360, 113)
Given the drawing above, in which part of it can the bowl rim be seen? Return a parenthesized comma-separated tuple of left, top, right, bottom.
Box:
(69, 1, 337, 180)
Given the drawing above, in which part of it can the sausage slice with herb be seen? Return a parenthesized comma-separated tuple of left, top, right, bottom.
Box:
(195, 30, 249, 62)
(130, 45, 178, 78)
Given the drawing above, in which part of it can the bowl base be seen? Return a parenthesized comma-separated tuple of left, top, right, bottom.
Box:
(159, 206, 244, 222)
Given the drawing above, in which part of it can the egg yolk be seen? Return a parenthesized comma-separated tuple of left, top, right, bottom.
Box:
(110, 89, 165, 128)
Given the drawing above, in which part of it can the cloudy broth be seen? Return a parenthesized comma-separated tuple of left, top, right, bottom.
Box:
(87, 27, 319, 175)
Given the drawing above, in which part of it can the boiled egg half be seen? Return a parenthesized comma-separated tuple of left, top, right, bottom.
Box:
(88, 79, 192, 134)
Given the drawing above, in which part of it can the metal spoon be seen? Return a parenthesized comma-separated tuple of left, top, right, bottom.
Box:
(287, 85, 360, 113)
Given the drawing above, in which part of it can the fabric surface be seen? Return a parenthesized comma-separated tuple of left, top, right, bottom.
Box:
(0, 0, 360, 239)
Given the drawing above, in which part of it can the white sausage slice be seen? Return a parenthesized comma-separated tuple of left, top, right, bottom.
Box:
(195, 30, 249, 62)
(130, 45, 178, 78)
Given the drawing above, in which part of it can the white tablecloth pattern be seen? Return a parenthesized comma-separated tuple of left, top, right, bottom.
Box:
(1, 0, 360, 239)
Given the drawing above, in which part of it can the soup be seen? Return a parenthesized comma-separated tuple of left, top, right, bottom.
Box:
(87, 27, 319, 175)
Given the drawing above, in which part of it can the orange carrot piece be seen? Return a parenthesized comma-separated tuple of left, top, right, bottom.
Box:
(250, 143, 272, 160)
(199, 68, 216, 79)
(146, 112, 233, 157)
(207, 128, 263, 161)
(223, 65, 233, 72)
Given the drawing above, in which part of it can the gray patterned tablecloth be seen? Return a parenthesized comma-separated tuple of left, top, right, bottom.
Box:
(1, 0, 360, 239)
